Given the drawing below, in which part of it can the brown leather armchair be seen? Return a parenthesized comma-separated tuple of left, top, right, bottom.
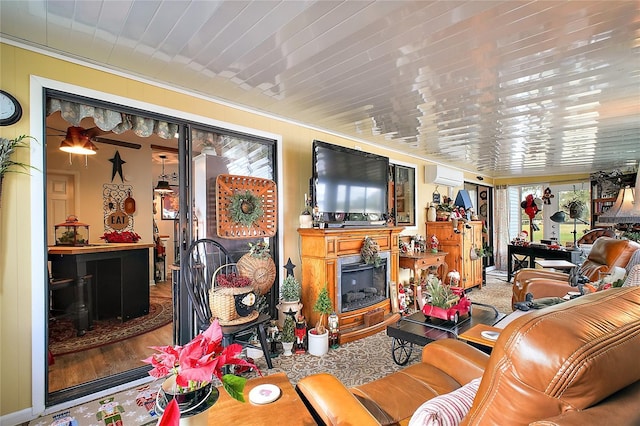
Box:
(297, 288, 640, 425)
(512, 237, 640, 307)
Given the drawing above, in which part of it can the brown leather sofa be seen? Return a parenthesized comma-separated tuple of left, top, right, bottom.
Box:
(296, 287, 640, 425)
(512, 237, 640, 307)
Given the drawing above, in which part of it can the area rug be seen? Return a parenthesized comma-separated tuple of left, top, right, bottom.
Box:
(32, 272, 514, 425)
(49, 297, 173, 356)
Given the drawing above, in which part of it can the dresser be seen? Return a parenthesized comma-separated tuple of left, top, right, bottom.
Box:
(425, 221, 483, 289)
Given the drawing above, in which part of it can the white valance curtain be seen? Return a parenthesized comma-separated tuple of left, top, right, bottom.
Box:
(47, 98, 179, 139)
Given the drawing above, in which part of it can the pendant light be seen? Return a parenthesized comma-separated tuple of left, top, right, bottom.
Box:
(59, 126, 98, 155)
(154, 155, 173, 194)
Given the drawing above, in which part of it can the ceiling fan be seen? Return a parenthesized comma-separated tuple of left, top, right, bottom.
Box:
(46, 126, 142, 150)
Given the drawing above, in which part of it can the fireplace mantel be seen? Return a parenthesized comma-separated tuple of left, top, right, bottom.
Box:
(298, 226, 403, 343)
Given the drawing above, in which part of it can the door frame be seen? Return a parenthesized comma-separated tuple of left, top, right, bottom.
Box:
(29, 75, 283, 416)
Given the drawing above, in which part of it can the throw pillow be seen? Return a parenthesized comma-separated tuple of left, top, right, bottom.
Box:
(408, 378, 481, 426)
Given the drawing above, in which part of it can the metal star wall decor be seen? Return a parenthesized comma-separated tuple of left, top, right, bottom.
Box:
(284, 258, 296, 277)
(109, 150, 126, 182)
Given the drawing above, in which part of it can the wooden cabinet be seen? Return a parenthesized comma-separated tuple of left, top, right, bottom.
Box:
(298, 226, 403, 343)
(425, 221, 483, 290)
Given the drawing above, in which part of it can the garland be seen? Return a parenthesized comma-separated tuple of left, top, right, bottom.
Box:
(229, 190, 264, 227)
(361, 236, 382, 267)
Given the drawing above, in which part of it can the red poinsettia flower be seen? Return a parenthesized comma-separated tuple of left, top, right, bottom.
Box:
(142, 319, 260, 402)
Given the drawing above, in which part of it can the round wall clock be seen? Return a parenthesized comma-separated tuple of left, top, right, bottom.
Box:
(0, 90, 23, 126)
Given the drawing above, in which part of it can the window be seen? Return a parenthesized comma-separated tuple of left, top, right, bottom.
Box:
(390, 163, 416, 227)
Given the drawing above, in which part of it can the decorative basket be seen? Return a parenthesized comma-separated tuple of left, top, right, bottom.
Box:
(215, 174, 277, 239)
(236, 253, 276, 296)
(209, 264, 258, 326)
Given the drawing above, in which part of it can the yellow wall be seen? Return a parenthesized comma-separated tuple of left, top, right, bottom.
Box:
(0, 43, 490, 418)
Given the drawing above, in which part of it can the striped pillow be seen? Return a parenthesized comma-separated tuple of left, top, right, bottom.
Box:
(408, 378, 480, 426)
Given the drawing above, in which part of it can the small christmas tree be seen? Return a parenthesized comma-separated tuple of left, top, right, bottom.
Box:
(313, 285, 333, 334)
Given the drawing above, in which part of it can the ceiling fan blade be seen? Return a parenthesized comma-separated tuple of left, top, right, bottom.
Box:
(92, 136, 142, 150)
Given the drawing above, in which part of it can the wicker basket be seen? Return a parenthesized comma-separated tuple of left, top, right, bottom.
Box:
(236, 253, 276, 296)
(209, 264, 258, 326)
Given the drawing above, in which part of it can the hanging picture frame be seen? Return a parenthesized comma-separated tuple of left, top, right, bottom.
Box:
(432, 187, 441, 204)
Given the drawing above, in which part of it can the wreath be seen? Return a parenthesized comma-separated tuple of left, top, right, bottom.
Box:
(229, 190, 264, 227)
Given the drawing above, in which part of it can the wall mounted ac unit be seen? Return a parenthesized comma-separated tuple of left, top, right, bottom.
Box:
(424, 164, 464, 187)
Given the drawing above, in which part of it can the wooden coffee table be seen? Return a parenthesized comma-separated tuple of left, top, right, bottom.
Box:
(387, 303, 505, 365)
(206, 372, 315, 425)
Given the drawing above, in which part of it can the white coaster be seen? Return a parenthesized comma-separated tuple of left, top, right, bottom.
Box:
(481, 330, 499, 341)
(249, 384, 281, 405)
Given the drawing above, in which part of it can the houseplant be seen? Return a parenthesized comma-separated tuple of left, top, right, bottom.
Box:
(0, 135, 36, 205)
(276, 274, 302, 327)
(308, 285, 332, 356)
(144, 319, 259, 418)
(421, 276, 471, 324)
(281, 312, 296, 356)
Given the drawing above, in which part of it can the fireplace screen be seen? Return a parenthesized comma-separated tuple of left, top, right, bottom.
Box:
(337, 252, 390, 313)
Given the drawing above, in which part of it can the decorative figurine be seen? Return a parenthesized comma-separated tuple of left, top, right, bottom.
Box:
(398, 283, 407, 314)
(429, 234, 439, 253)
(328, 312, 340, 349)
(294, 315, 307, 354)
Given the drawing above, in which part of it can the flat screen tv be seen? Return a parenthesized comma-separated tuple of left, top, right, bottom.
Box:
(311, 140, 389, 225)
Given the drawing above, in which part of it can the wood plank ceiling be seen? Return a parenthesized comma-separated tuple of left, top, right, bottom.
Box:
(1, 0, 638, 178)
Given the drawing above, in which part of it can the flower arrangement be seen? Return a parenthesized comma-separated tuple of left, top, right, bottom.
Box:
(215, 272, 252, 288)
(100, 231, 141, 243)
(143, 319, 259, 402)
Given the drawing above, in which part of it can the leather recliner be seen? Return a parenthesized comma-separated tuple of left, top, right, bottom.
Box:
(512, 237, 640, 307)
(296, 287, 640, 425)
(576, 227, 616, 245)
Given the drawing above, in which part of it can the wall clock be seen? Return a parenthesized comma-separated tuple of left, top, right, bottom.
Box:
(0, 90, 23, 126)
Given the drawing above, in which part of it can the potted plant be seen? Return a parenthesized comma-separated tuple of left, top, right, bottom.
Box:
(308, 285, 332, 356)
(0, 135, 36, 205)
(276, 274, 302, 327)
(143, 319, 259, 420)
(281, 312, 295, 356)
(421, 276, 471, 324)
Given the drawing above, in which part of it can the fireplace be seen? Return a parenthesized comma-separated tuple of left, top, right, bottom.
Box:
(337, 252, 390, 313)
(298, 226, 403, 343)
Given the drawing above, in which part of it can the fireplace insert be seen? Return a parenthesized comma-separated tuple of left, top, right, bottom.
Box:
(337, 252, 390, 313)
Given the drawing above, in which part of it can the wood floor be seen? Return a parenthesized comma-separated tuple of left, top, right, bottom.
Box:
(48, 281, 174, 393)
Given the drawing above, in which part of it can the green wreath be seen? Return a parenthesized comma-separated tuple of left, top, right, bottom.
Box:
(229, 190, 264, 227)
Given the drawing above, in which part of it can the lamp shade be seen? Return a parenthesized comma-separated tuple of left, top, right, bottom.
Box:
(550, 211, 567, 223)
(154, 180, 172, 193)
(598, 185, 640, 223)
(454, 190, 473, 210)
(59, 127, 98, 155)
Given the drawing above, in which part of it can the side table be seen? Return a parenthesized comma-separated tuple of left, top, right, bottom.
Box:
(399, 251, 448, 310)
(207, 372, 316, 425)
(458, 324, 502, 351)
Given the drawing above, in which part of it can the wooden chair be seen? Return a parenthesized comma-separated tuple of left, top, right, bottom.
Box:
(182, 238, 273, 369)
